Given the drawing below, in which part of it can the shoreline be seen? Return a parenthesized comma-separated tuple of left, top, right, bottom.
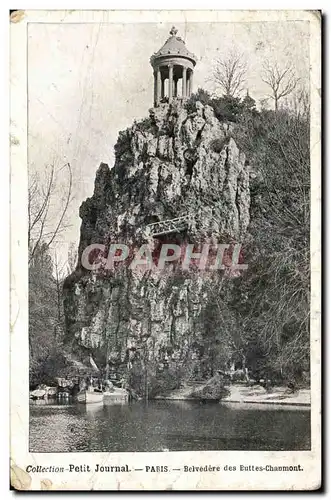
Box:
(221, 399, 310, 408)
(155, 384, 311, 408)
(155, 397, 310, 408)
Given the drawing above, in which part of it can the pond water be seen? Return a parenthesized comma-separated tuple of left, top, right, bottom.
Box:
(29, 399, 310, 453)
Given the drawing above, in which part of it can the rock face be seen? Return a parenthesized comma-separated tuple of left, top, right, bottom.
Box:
(63, 101, 250, 393)
(189, 373, 230, 401)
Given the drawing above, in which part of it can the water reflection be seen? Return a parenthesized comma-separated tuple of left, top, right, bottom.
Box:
(30, 400, 310, 453)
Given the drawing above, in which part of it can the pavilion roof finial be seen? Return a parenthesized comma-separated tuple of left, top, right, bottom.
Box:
(150, 25, 197, 69)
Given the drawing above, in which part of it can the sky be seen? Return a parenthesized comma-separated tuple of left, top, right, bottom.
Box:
(27, 20, 310, 261)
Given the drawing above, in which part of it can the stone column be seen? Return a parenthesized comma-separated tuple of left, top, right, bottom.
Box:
(182, 66, 187, 98)
(174, 78, 178, 97)
(156, 67, 161, 105)
(168, 65, 173, 102)
(161, 77, 165, 99)
(153, 71, 157, 106)
(186, 70, 190, 97)
(189, 71, 193, 96)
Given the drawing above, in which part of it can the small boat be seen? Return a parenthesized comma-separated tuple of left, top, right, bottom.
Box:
(30, 389, 46, 400)
(77, 388, 104, 404)
(103, 387, 129, 404)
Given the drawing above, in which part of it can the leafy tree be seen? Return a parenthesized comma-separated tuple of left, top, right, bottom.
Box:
(212, 95, 244, 123)
(185, 90, 245, 123)
(242, 91, 257, 112)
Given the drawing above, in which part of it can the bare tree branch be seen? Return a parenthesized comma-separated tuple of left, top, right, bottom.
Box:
(212, 51, 247, 97)
(46, 163, 73, 249)
(261, 60, 300, 111)
(28, 162, 73, 262)
(28, 165, 54, 243)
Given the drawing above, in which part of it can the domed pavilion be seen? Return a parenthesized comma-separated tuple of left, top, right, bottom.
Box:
(150, 26, 197, 107)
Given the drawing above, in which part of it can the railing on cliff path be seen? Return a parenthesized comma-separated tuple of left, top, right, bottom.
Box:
(146, 214, 192, 237)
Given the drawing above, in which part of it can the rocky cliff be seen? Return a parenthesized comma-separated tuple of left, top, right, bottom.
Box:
(63, 100, 250, 393)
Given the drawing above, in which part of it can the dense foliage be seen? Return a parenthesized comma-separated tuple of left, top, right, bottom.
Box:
(235, 107, 310, 384)
(28, 243, 74, 387)
(185, 87, 258, 122)
(185, 89, 310, 386)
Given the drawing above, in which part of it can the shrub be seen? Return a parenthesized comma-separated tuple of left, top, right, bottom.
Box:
(185, 89, 256, 124)
(185, 88, 213, 114)
(189, 373, 230, 401)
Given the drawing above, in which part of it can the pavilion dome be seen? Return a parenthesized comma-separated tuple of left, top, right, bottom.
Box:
(150, 26, 197, 67)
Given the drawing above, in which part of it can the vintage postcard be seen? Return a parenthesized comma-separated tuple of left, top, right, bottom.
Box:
(10, 9, 321, 491)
